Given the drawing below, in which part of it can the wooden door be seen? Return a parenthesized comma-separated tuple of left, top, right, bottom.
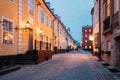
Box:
(28, 29, 33, 50)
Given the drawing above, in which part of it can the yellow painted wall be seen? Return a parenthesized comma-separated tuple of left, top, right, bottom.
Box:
(0, 0, 18, 56)
(0, 0, 55, 56)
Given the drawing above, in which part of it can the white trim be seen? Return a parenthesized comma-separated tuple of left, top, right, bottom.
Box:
(18, 0, 22, 54)
(1, 16, 14, 45)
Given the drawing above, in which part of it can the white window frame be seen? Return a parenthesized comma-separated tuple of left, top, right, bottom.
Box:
(41, 10, 44, 23)
(28, 0, 34, 15)
(1, 16, 14, 45)
(46, 15, 49, 26)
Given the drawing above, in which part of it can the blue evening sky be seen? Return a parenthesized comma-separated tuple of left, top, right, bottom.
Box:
(46, 0, 94, 42)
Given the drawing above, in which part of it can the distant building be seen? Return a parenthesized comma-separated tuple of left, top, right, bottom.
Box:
(82, 25, 93, 50)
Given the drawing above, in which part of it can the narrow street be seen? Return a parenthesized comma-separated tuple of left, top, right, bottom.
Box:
(0, 51, 119, 80)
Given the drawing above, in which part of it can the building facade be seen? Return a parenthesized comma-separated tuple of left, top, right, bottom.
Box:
(91, 0, 99, 55)
(0, 0, 76, 69)
(99, 0, 120, 67)
(53, 16, 76, 53)
(82, 26, 93, 50)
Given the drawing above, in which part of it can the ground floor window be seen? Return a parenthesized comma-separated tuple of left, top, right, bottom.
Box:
(2, 18, 14, 44)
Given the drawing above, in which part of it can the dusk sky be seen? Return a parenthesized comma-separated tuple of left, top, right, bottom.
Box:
(46, 0, 94, 42)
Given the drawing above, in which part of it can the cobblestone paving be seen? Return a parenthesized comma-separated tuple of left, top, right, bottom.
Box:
(0, 52, 120, 80)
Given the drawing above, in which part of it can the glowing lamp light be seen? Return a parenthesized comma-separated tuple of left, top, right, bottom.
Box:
(25, 21, 30, 28)
(89, 36, 94, 41)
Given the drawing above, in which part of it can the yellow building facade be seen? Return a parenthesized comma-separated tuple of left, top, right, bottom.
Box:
(0, 0, 55, 56)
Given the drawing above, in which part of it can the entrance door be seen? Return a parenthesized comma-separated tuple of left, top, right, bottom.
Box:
(116, 38, 120, 67)
(28, 29, 33, 50)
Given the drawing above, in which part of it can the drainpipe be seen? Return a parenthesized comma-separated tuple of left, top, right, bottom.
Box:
(98, 0, 102, 60)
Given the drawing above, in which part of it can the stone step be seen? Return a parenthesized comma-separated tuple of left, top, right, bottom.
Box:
(0, 65, 20, 75)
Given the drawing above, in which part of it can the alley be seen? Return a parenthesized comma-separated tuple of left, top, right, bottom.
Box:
(0, 51, 118, 80)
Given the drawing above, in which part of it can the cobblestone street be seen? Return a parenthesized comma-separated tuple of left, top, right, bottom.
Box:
(0, 51, 119, 80)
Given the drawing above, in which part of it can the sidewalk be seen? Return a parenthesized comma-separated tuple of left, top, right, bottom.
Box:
(88, 56, 120, 80)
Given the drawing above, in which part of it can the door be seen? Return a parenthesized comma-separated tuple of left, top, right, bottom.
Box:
(116, 37, 120, 67)
(28, 29, 33, 50)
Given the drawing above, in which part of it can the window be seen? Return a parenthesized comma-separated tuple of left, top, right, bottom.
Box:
(85, 46, 87, 49)
(89, 46, 91, 49)
(85, 29, 87, 32)
(89, 29, 91, 32)
(114, 0, 118, 14)
(85, 40, 87, 43)
(41, 10, 44, 23)
(28, 0, 34, 15)
(85, 35, 87, 38)
(2, 18, 14, 44)
(49, 19, 52, 29)
(102, 42, 105, 50)
(46, 36, 48, 42)
(46, 16, 49, 26)
(107, 0, 110, 17)
(107, 41, 111, 51)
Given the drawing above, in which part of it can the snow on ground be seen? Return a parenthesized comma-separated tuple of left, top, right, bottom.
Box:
(0, 51, 117, 80)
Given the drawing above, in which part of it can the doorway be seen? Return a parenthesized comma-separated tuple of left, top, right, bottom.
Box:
(115, 37, 120, 67)
(28, 28, 33, 51)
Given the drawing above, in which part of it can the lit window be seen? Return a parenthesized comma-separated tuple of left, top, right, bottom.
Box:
(2, 18, 14, 44)
(46, 16, 49, 26)
(89, 46, 91, 49)
(85, 35, 87, 38)
(89, 29, 91, 32)
(85, 40, 87, 43)
(85, 30, 87, 32)
(85, 46, 87, 49)
(28, 0, 34, 15)
(41, 10, 44, 23)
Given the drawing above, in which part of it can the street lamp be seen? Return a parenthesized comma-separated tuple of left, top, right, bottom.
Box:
(89, 36, 94, 55)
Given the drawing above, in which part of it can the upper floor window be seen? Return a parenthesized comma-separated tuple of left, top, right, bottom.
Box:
(114, 0, 119, 14)
(107, 0, 110, 17)
(85, 40, 87, 43)
(107, 41, 111, 51)
(49, 19, 52, 29)
(89, 29, 91, 32)
(10, 0, 14, 3)
(2, 18, 14, 44)
(85, 29, 87, 32)
(28, 0, 34, 15)
(85, 35, 87, 38)
(41, 10, 44, 23)
(46, 16, 49, 26)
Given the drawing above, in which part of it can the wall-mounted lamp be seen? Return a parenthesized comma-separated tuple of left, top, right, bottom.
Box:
(14, 21, 30, 32)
